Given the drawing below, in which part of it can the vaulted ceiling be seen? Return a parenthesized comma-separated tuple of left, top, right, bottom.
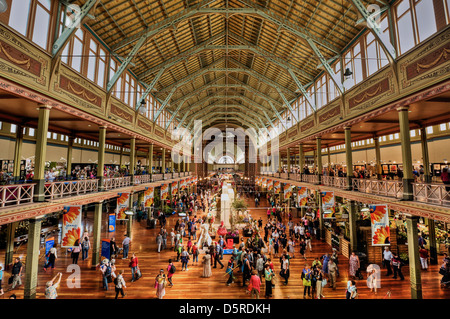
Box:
(82, 0, 369, 130)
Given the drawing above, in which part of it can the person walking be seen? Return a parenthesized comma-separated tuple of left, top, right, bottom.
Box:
(301, 264, 312, 299)
(248, 270, 261, 299)
(181, 247, 190, 271)
(383, 247, 393, 276)
(156, 233, 162, 253)
(314, 266, 325, 299)
(192, 242, 199, 265)
(299, 238, 307, 260)
(264, 264, 274, 298)
(114, 270, 127, 299)
(214, 243, 224, 269)
(45, 273, 62, 299)
(129, 253, 139, 282)
(10, 257, 23, 290)
(419, 246, 429, 270)
(0, 266, 3, 296)
(202, 251, 212, 278)
(165, 259, 175, 287)
(348, 251, 360, 279)
(71, 239, 81, 264)
(82, 236, 91, 261)
(110, 237, 118, 258)
(155, 269, 166, 299)
(100, 259, 112, 291)
(122, 234, 131, 259)
(392, 254, 404, 280)
(328, 258, 337, 290)
(346, 280, 358, 299)
(44, 244, 58, 271)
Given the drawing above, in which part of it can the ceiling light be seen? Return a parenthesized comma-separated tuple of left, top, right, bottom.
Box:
(344, 68, 353, 79)
(138, 99, 147, 113)
(0, 0, 7, 13)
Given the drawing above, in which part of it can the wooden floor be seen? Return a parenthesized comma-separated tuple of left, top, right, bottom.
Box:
(2, 194, 449, 299)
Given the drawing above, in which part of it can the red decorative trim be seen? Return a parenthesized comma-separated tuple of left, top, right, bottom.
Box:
(318, 105, 341, 123)
(348, 78, 389, 109)
(0, 39, 41, 76)
(406, 42, 450, 81)
(110, 104, 133, 123)
(301, 120, 315, 132)
(59, 75, 102, 108)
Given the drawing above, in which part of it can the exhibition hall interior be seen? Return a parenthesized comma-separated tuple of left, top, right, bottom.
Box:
(0, 0, 448, 300)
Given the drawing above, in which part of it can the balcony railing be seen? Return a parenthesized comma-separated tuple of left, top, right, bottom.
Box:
(322, 176, 349, 189)
(133, 175, 151, 185)
(301, 174, 319, 184)
(289, 173, 301, 181)
(104, 176, 131, 190)
(280, 173, 289, 179)
(44, 179, 99, 200)
(413, 183, 450, 206)
(0, 184, 35, 207)
(173, 173, 179, 178)
(153, 174, 164, 182)
(352, 179, 403, 199)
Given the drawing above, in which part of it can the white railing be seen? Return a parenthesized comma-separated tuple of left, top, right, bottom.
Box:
(173, 173, 179, 178)
(0, 184, 35, 207)
(289, 173, 301, 181)
(352, 179, 403, 199)
(133, 175, 151, 185)
(280, 173, 289, 179)
(413, 183, 450, 206)
(104, 176, 131, 190)
(153, 174, 164, 182)
(301, 174, 319, 184)
(44, 179, 99, 200)
(322, 176, 348, 189)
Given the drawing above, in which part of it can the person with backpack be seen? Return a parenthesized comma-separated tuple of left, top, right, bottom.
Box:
(100, 259, 112, 291)
(71, 239, 81, 264)
(81, 236, 91, 261)
(181, 247, 190, 271)
(114, 270, 127, 299)
(44, 243, 58, 271)
(167, 259, 175, 287)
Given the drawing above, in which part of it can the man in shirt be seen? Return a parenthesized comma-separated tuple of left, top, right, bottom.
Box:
(328, 259, 337, 290)
(10, 257, 23, 290)
(383, 247, 393, 276)
(122, 234, 131, 259)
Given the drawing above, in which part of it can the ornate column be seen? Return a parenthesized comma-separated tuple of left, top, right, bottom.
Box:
(129, 138, 136, 182)
(91, 201, 103, 268)
(316, 137, 322, 184)
(4, 222, 18, 268)
(299, 144, 304, 173)
(420, 127, 431, 183)
(13, 125, 23, 183)
(148, 144, 153, 175)
(33, 105, 51, 202)
(162, 148, 166, 174)
(374, 136, 382, 180)
(317, 190, 324, 240)
(287, 148, 291, 175)
(24, 217, 42, 299)
(406, 215, 422, 299)
(98, 126, 106, 191)
(348, 200, 358, 252)
(427, 219, 438, 265)
(66, 135, 75, 179)
(398, 106, 414, 200)
(344, 127, 353, 190)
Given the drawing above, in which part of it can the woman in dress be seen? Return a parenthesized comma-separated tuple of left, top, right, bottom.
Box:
(264, 264, 274, 298)
(288, 238, 295, 258)
(349, 251, 360, 279)
(155, 269, 166, 299)
(202, 251, 212, 278)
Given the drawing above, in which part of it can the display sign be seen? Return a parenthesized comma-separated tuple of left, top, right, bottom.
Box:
(369, 204, 390, 246)
(161, 183, 169, 200)
(116, 193, 130, 220)
(298, 187, 308, 207)
(108, 213, 116, 233)
(227, 238, 234, 249)
(61, 205, 82, 248)
(45, 237, 55, 255)
(284, 183, 292, 199)
(101, 239, 111, 261)
(144, 187, 154, 208)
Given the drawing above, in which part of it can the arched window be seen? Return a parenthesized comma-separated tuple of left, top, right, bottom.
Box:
(218, 156, 235, 164)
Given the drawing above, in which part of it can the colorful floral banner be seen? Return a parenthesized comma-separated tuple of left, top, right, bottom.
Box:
(180, 179, 186, 190)
(116, 193, 130, 220)
(255, 177, 260, 186)
(161, 183, 169, 200)
(321, 191, 335, 219)
(274, 180, 281, 194)
(369, 204, 390, 246)
(267, 179, 273, 191)
(262, 177, 267, 188)
(284, 183, 292, 199)
(144, 187, 154, 208)
(298, 187, 308, 207)
(61, 205, 82, 248)
(171, 181, 178, 196)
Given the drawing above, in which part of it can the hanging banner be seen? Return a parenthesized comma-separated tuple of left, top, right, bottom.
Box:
(370, 204, 390, 246)
(116, 193, 130, 220)
(298, 187, 308, 207)
(61, 205, 82, 248)
(108, 213, 116, 233)
(267, 179, 273, 191)
(161, 183, 169, 200)
(262, 177, 267, 188)
(274, 180, 281, 194)
(284, 183, 292, 199)
(321, 191, 335, 219)
(45, 237, 55, 255)
(180, 179, 186, 190)
(171, 181, 178, 196)
(101, 239, 111, 261)
(144, 186, 154, 208)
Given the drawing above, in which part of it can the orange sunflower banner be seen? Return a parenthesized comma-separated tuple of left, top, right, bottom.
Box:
(61, 205, 82, 248)
(144, 187, 154, 208)
(161, 183, 169, 200)
(267, 179, 273, 191)
(298, 187, 308, 207)
(171, 181, 178, 196)
(284, 183, 292, 199)
(116, 193, 130, 220)
(369, 204, 390, 246)
(274, 181, 281, 194)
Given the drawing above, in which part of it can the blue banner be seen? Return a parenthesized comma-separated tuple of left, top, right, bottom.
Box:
(45, 237, 55, 255)
(108, 213, 116, 233)
(101, 239, 111, 261)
